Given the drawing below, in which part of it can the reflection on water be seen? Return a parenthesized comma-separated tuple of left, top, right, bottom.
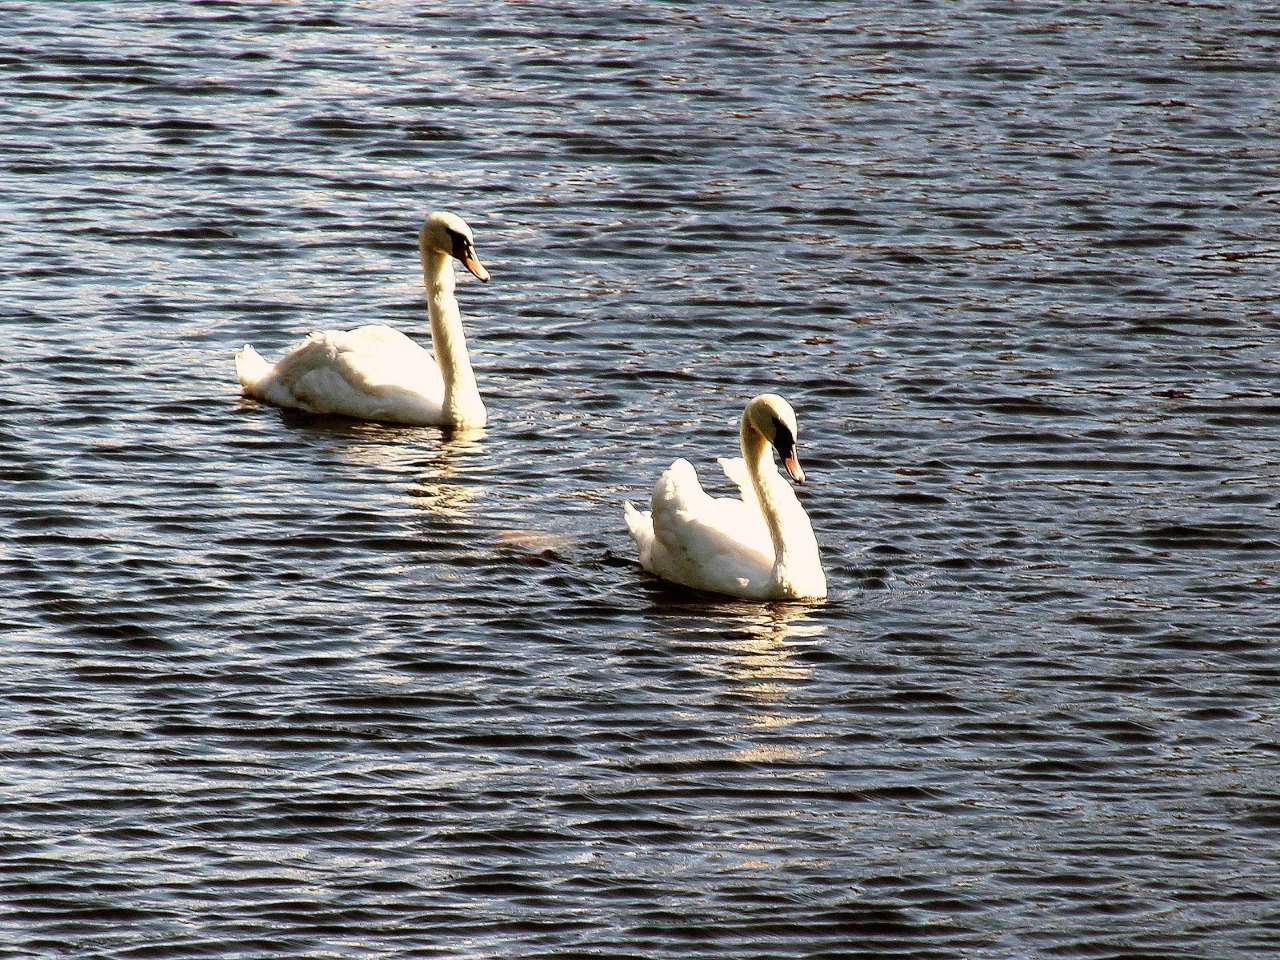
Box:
(724, 605, 826, 707)
(491, 529, 574, 557)
(6, 2, 1279, 957)
(405, 429, 487, 521)
(273, 406, 491, 518)
(643, 593, 827, 719)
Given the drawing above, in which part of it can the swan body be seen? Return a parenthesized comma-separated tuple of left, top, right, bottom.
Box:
(624, 394, 827, 601)
(236, 211, 490, 428)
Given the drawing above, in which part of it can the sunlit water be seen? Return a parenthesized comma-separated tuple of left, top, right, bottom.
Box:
(3, 2, 1280, 957)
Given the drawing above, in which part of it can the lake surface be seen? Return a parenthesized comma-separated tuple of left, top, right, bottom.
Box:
(3, 2, 1280, 957)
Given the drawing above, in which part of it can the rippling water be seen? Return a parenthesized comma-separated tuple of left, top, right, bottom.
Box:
(4, 2, 1280, 957)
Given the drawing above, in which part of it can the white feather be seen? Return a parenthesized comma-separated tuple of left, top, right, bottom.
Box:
(236, 213, 487, 428)
(623, 396, 827, 601)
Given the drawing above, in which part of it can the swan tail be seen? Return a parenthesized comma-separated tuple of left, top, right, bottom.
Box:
(624, 500, 655, 565)
(235, 344, 272, 396)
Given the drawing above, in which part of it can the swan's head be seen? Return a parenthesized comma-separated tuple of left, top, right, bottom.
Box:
(420, 211, 489, 282)
(746, 393, 806, 485)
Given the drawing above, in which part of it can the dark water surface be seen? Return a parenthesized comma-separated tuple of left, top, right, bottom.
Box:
(3, 2, 1280, 957)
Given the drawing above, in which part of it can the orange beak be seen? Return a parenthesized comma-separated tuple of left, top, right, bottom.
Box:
(783, 452, 805, 485)
(460, 251, 489, 282)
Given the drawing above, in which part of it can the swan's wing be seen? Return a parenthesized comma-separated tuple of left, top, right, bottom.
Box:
(717, 456, 761, 509)
(279, 326, 443, 394)
(324, 326, 445, 398)
(644, 459, 776, 596)
(270, 327, 446, 422)
(270, 332, 339, 389)
(623, 501, 656, 567)
(344, 324, 425, 351)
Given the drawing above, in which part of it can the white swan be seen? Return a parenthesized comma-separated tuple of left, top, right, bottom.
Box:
(235, 211, 490, 428)
(624, 394, 828, 601)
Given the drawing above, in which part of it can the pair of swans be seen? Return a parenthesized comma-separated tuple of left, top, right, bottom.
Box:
(237, 212, 827, 601)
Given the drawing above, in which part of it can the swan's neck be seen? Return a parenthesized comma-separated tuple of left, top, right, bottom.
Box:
(422, 248, 484, 426)
(741, 413, 790, 570)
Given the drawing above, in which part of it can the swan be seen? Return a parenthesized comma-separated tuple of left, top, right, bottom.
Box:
(235, 211, 490, 428)
(624, 394, 828, 601)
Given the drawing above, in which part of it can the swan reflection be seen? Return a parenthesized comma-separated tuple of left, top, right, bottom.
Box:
(722, 605, 827, 705)
(279, 410, 487, 520)
(404, 428, 487, 520)
(642, 593, 828, 717)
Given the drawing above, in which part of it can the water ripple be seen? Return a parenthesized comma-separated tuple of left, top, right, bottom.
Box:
(2, 2, 1279, 958)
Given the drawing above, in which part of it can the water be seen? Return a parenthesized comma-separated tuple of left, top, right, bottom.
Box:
(3, 2, 1280, 957)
